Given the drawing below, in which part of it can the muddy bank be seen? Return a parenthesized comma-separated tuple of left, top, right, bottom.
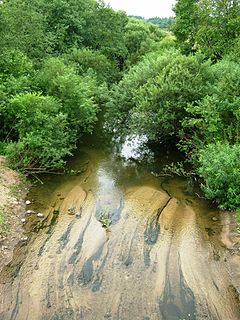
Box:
(0, 157, 27, 272)
(221, 210, 240, 295)
(0, 145, 239, 320)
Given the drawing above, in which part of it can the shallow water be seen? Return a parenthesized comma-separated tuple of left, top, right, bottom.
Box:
(0, 133, 239, 320)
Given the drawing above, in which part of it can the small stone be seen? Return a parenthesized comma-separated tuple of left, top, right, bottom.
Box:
(21, 218, 26, 223)
(37, 213, 44, 218)
(68, 207, 75, 215)
(26, 210, 36, 214)
(25, 200, 31, 205)
(212, 217, 218, 221)
(21, 236, 28, 241)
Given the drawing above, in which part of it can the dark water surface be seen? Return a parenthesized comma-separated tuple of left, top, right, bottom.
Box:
(0, 130, 239, 320)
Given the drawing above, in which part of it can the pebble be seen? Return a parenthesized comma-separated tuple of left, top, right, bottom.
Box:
(212, 217, 218, 221)
(68, 208, 75, 215)
(21, 218, 26, 223)
(25, 200, 31, 205)
(26, 210, 35, 214)
(21, 236, 28, 241)
(37, 213, 44, 218)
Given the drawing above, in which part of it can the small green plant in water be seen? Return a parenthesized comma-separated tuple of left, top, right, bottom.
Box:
(163, 161, 192, 177)
(99, 207, 112, 228)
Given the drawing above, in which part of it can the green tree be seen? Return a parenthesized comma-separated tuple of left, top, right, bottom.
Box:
(148, 17, 175, 29)
(124, 18, 166, 67)
(6, 93, 72, 171)
(35, 57, 100, 136)
(36, 0, 96, 53)
(172, 0, 240, 59)
(106, 49, 212, 141)
(0, 0, 50, 60)
(172, 0, 200, 54)
(196, 0, 240, 59)
(0, 49, 33, 140)
(83, 1, 128, 69)
(63, 48, 119, 85)
(181, 58, 240, 152)
(198, 143, 240, 209)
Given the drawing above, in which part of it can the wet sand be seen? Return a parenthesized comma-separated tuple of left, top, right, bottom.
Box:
(0, 146, 239, 320)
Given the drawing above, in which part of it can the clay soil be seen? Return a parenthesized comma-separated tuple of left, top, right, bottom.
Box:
(0, 156, 27, 272)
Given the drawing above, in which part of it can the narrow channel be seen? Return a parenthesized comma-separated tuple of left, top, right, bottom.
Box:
(0, 129, 239, 320)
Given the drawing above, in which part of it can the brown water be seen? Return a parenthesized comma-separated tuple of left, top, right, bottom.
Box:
(0, 133, 239, 320)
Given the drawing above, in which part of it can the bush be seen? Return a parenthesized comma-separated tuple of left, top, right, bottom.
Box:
(7, 93, 73, 171)
(35, 57, 100, 135)
(181, 58, 240, 152)
(0, 142, 9, 155)
(0, 48, 33, 78)
(198, 143, 240, 210)
(63, 48, 119, 85)
(106, 49, 212, 140)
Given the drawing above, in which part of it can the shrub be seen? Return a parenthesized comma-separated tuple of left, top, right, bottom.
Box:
(63, 48, 119, 85)
(35, 57, 100, 135)
(106, 49, 212, 141)
(6, 93, 73, 171)
(181, 58, 240, 153)
(198, 143, 240, 209)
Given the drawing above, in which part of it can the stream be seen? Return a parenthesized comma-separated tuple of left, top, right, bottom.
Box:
(0, 130, 239, 320)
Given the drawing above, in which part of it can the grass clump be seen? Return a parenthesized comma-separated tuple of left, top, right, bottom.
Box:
(0, 206, 5, 225)
(0, 206, 9, 236)
(99, 207, 112, 228)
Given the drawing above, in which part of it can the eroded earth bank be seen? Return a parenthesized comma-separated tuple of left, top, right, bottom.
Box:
(0, 140, 239, 320)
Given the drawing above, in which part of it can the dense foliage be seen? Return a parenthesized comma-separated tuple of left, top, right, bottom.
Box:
(124, 18, 166, 67)
(106, 0, 240, 211)
(0, 0, 129, 171)
(172, 0, 240, 59)
(198, 144, 240, 210)
(129, 16, 175, 29)
(0, 0, 239, 212)
(106, 49, 212, 140)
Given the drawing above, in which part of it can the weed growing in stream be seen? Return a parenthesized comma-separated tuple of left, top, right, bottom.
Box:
(99, 207, 112, 228)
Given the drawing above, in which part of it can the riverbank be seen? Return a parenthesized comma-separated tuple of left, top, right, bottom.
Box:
(0, 156, 28, 272)
(0, 142, 240, 318)
(221, 210, 240, 295)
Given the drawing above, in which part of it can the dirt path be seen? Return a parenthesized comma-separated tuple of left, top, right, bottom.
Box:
(0, 180, 239, 320)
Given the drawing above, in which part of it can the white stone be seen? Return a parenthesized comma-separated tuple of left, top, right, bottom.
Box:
(25, 200, 31, 205)
(26, 210, 35, 214)
(21, 218, 26, 223)
(37, 213, 44, 218)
